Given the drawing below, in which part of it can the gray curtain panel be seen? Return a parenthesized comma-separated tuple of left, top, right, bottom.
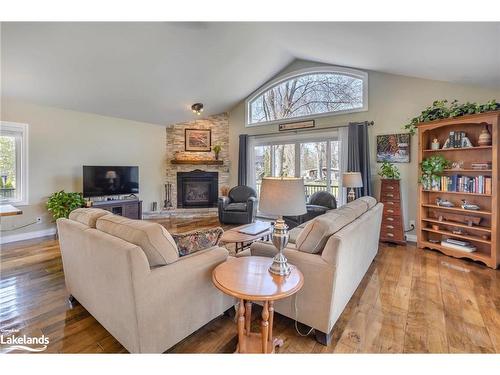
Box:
(238, 134, 248, 186)
(347, 122, 372, 198)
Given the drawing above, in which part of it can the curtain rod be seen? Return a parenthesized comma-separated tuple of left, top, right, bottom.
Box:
(248, 120, 374, 138)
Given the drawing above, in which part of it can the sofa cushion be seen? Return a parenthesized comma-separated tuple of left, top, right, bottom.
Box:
(358, 195, 377, 209)
(295, 212, 348, 253)
(288, 226, 302, 244)
(225, 202, 248, 212)
(344, 199, 370, 217)
(96, 215, 179, 266)
(69, 208, 110, 228)
(172, 227, 224, 257)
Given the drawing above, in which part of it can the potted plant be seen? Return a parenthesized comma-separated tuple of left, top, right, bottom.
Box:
(404, 99, 500, 135)
(420, 156, 449, 190)
(378, 161, 400, 179)
(46, 190, 85, 221)
(212, 144, 222, 160)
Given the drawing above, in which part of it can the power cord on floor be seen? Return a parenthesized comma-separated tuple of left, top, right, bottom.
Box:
(293, 294, 314, 337)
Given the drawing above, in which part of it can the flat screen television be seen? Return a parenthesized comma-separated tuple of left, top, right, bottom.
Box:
(83, 166, 139, 198)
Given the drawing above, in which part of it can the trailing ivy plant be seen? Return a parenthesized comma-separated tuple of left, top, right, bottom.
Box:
(378, 161, 400, 179)
(419, 156, 449, 190)
(46, 190, 85, 221)
(404, 99, 500, 135)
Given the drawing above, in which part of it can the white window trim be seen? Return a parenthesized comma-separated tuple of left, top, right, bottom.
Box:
(0, 121, 29, 206)
(247, 130, 339, 191)
(245, 66, 368, 127)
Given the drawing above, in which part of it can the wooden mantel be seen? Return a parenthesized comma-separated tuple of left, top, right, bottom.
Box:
(170, 159, 223, 165)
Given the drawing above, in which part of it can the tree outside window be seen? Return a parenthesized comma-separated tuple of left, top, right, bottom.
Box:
(248, 70, 366, 125)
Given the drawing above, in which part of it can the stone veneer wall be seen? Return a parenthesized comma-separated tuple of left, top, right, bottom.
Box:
(166, 113, 230, 209)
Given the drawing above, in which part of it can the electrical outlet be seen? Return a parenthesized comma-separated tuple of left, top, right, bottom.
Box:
(409, 220, 415, 229)
(36, 217, 42, 223)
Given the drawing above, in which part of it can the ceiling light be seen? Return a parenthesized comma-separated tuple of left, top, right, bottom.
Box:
(191, 103, 204, 115)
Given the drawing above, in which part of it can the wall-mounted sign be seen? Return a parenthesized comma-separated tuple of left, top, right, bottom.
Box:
(278, 120, 315, 132)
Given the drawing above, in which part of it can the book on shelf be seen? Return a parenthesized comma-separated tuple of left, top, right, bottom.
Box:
(471, 161, 492, 170)
(432, 174, 491, 194)
(441, 239, 477, 253)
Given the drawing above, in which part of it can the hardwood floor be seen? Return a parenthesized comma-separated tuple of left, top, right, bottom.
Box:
(1, 216, 499, 353)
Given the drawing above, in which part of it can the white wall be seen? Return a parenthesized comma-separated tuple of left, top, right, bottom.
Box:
(228, 61, 500, 235)
(0, 98, 166, 239)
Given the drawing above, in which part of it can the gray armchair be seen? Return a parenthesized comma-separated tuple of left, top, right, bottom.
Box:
(218, 186, 258, 225)
(284, 190, 337, 229)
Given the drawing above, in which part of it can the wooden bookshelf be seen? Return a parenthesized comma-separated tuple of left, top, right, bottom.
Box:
(417, 111, 499, 269)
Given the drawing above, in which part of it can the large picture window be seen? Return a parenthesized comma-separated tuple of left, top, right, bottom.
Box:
(246, 66, 368, 126)
(0, 122, 29, 205)
(248, 131, 344, 205)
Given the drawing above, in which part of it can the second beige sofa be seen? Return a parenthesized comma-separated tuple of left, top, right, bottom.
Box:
(237, 196, 383, 345)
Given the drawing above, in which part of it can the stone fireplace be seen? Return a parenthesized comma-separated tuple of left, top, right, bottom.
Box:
(177, 170, 218, 208)
(166, 113, 230, 209)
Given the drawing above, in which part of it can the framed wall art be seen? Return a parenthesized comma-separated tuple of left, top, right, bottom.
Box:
(185, 129, 211, 152)
(376, 133, 411, 163)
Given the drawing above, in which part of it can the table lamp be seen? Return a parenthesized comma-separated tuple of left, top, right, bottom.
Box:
(259, 177, 307, 276)
(342, 172, 363, 202)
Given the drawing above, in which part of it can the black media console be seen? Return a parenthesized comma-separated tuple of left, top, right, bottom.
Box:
(92, 199, 142, 220)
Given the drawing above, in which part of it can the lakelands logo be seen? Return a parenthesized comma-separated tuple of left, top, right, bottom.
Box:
(0, 329, 49, 352)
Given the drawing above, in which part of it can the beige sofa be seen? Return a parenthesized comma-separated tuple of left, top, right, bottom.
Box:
(57, 209, 234, 353)
(237, 196, 383, 345)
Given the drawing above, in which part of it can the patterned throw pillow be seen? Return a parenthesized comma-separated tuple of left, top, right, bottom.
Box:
(172, 227, 224, 257)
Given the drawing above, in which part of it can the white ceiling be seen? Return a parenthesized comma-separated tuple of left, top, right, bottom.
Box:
(2, 22, 499, 125)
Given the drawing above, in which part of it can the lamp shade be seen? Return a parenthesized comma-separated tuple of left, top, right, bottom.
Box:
(259, 177, 307, 217)
(342, 172, 363, 188)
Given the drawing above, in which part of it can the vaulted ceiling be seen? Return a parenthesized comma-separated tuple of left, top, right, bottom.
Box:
(2, 22, 499, 125)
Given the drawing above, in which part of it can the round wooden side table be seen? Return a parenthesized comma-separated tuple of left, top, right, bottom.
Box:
(212, 256, 304, 353)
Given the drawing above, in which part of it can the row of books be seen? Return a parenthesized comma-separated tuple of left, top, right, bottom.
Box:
(433, 175, 492, 194)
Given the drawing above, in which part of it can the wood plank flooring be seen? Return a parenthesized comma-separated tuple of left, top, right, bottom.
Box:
(1, 215, 499, 353)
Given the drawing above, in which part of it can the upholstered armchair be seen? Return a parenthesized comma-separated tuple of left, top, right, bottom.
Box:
(218, 185, 258, 224)
(284, 190, 337, 229)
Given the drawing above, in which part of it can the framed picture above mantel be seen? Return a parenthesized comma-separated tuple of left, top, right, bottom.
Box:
(185, 128, 211, 152)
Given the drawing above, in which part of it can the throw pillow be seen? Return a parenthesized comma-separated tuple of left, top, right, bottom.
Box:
(172, 227, 224, 257)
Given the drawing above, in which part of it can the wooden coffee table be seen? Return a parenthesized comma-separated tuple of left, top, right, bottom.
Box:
(219, 221, 273, 253)
(212, 256, 304, 353)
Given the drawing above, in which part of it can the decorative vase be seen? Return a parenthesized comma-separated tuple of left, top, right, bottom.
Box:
(431, 138, 440, 150)
(478, 126, 492, 146)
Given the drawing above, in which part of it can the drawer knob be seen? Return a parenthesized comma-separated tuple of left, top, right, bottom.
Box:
(386, 194, 394, 197)
(387, 209, 394, 213)
(387, 217, 394, 221)
(387, 233, 394, 237)
(386, 225, 394, 229)
(387, 202, 394, 205)
(387, 186, 395, 190)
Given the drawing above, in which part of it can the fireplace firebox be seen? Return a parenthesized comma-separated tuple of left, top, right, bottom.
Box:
(177, 170, 218, 208)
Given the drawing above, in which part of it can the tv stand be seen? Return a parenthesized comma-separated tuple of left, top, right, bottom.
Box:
(92, 199, 142, 219)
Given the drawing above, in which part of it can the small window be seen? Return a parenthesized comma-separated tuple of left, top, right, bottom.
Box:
(246, 66, 368, 126)
(0, 122, 28, 205)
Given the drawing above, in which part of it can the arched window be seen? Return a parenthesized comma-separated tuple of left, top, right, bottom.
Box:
(246, 66, 368, 126)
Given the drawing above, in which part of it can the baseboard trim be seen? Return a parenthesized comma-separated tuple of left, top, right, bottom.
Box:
(405, 234, 417, 243)
(0, 227, 56, 244)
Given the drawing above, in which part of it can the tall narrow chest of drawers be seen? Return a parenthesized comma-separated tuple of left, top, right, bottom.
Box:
(379, 179, 406, 245)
